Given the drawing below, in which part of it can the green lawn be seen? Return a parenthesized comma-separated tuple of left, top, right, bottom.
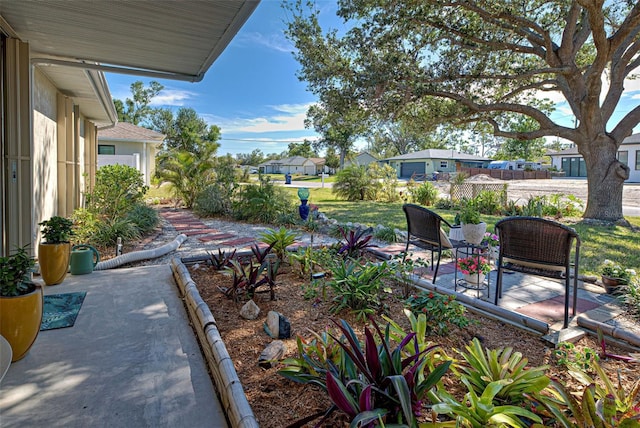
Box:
(299, 187, 639, 276)
(147, 182, 639, 277)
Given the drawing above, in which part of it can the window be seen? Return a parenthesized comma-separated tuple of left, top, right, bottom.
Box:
(617, 151, 628, 166)
(636, 151, 640, 170)
(98, 145, 115, 155)
(439, 160, 448, 169)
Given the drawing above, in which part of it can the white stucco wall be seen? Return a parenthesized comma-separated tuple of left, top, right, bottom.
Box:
(32, 69, 58, 238)
(97, 140, 159, 185)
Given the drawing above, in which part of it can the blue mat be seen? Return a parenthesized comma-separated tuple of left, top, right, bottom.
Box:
(40, 292, 87, 331)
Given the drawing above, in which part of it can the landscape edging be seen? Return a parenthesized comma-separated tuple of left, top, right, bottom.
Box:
(170, 257, 259, 428)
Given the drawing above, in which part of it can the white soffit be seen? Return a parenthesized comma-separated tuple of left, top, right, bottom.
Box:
(0, 0, 260, 81)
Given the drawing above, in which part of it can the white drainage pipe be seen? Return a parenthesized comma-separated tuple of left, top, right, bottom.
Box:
(94, 234, 188, 270)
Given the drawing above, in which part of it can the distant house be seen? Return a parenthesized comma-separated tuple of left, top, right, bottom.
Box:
(547, 133, 640, 182)
(259, 156, 323, 175)
(344, 152, 379, 168)
(382, 149, 491, 178)
(97, 122, 165, 185)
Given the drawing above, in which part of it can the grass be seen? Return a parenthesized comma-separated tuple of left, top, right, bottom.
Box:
(299, 188, 639, 276)
(146, 181, 639, 277)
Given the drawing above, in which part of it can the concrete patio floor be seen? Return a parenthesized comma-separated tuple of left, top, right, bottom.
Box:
(0, 265, 228, 428)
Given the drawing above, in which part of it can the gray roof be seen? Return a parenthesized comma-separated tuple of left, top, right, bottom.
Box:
(384, 149, 490, 161)
(547, 132, 640, 156)
(99, 122, 165, 144)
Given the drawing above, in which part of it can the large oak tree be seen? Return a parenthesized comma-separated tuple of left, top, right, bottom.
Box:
(285, 0, 640, 221)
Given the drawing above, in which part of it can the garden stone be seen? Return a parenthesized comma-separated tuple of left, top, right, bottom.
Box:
(258, 340, 285, 368)
(263, 311, 291, 339)
(239, 300, 260, 320)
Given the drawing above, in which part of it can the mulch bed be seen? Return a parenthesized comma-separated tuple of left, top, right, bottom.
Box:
(188, 260, 639, 428)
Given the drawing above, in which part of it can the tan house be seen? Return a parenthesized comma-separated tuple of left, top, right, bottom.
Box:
(0, 1, 258, 256)
(98, 123, 165, 186)
(259, 156, 323, 175)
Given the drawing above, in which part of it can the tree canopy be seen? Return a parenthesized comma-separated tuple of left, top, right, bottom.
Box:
(113, 81, 164, 126)
(285, 0, 640, 221)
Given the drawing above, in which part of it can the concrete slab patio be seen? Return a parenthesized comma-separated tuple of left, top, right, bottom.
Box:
(0, 265, 228, 428)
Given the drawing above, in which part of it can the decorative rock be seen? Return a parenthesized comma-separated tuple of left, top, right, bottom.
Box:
(258, 340, 286, 368)
(239, 300, 260, 320)
(263, 311, 291, 339)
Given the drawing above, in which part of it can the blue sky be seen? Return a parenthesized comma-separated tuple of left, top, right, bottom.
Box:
(106, 1, 639, 157)
(107, 1, 326, 157)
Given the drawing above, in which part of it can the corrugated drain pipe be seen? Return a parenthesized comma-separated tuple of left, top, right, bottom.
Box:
(95, 234, 187, 270)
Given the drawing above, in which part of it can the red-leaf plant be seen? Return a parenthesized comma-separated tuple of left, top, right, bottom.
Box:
(279, 317, 451, 428)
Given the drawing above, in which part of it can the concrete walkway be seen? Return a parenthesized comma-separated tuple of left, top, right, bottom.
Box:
(0, 265, 227, 428)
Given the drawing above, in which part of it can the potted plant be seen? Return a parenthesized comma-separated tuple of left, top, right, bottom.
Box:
(38, 216, 74, 285)
(481, 232, 500, 260)
(599, 259, 635, 294)
(458, 255, 491, 285)
(0, 246, 43, 361)
(459, 203, 486, 245)
(449, 212, 465, 241)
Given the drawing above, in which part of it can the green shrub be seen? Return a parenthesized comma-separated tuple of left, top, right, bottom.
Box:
(193, 183, 232, 217)
(434, 197, 457, 210)
(88, 164, 148, 218)
(232, 176, 295, 223)
(92, 217, 140, 246)
(71, 208, 100, 244)
(126, 203, 159, 235)
(405, 291, 473, 336)
(408, 181, 439, 206)
(474, 189, 505, 215)
(373, 226, 398, 243)
(332, 165, 375, 201)
(368, 163, 399, 202)
(328, 260, 391, 320)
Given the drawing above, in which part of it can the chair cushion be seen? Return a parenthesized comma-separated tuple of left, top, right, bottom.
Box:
(411, 228, 453, 249)
(502, 257, 566, 272)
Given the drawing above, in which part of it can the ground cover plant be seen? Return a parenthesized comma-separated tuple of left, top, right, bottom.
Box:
(187, 225, 639, 428)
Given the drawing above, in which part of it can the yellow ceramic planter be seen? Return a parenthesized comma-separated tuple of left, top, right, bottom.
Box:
(0, 284, 43, 361)
(38, 242, 71, 285)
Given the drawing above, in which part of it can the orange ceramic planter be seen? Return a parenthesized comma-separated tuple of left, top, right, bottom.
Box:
(0, 284, 43, 361)
(38, 242, 71, 285)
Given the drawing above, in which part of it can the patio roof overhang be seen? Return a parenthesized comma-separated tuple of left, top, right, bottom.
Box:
(0, 0, 259, 126)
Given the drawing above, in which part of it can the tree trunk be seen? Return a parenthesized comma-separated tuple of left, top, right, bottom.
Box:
(582, 142, 629, 221)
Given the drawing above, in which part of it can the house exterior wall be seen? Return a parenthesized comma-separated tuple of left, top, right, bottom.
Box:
(96, 140, 159, 185)
(32, 69, 59, 238)
(1, 37, 101, 256)
(549, 143, 640, 183)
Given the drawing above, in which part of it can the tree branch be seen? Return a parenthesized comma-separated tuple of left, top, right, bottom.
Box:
(611, 105, 640, 143)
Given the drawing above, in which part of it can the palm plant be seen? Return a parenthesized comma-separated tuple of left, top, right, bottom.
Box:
(156, 141, 218, 208)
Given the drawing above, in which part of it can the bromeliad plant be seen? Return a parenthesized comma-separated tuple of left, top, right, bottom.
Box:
(279, 318, 452, 428)
(259, 226, 298, 263)
(433, 378, 543, 428)
(458, 338, 551, 406)
(328, 260, 392, 321)
(540, 362, 640, 428)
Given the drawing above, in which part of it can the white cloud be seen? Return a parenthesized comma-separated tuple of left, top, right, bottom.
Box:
(237, 32, 293, 53)
(151, 89, 197, 107)
(204, 102, 316, 134)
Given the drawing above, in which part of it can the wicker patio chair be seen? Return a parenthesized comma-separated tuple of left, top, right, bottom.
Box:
(402, 204, 465, 284)
(494, 216, 580, 328)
